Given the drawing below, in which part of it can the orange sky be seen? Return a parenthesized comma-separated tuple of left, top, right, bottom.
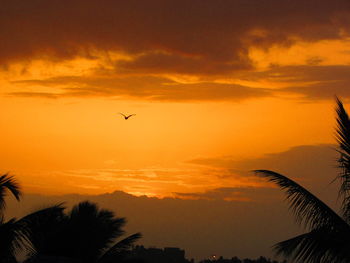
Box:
(1, 0, 350, 199)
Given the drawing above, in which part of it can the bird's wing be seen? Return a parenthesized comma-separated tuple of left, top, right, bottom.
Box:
(127, 114, 136, 118)
(119, 113, 127, 117)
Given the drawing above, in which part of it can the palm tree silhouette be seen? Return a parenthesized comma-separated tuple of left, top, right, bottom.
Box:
(254, 98, 350, 262)
(0, 174, 21, 213)
(0, 174, 64, 263)
(24, 201, 141, 263)
(0, 174, 22, 262)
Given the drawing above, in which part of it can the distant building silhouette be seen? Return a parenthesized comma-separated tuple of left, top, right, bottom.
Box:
(199, 256, 286, 263)
(127, 245, 287, 263)
(128, 245, 192, 263)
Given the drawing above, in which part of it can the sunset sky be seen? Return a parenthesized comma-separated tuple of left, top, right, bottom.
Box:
(2, 0, 350, 199)
(3, 0, 350, 259)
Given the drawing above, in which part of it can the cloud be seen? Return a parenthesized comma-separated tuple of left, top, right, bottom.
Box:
(285, 82, 350, 101)
(6, 92, 61, 99)
(248, 65, 350, 83)
(115, 51, 252, 75)
(174, 186, 280, 202)
(3, 1, 350, 102)
(239, 65, 350, 100)
(188, 144, 341, 206)
(9, 75, 272, 101)
(8, 165, 249, 198)
(1, 0, 350, 75)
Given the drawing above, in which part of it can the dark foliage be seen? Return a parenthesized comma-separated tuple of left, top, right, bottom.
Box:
(0, 173, 21, 213)
(24, 201, 141, 263)
(0, 174, 22, 263)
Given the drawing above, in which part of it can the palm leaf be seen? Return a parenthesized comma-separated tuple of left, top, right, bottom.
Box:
(17, 204, 66, 256)
(0, 218, 24, 262)
(274, 227, 350, 263)
(67, 201, 127, 260)
(98, 233, 142, 263)
(253, 98, 350, 262)
(335, 97, 350, 221)
(254, 170, 348, 230)
(0, 174, 21, 212)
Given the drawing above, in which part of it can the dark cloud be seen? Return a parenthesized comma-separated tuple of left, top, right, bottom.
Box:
(243, 65, 350, 100)
(9, 75, 272, 101)
(246, 65, 350, 83)
(305, 57, 324, 66)
(174, 187, 280, 202)
(1, 0, 350, 75)
(3, 1, 350, 102)
(285, 82, 350, 101)
(188, 144, 341, 207)
(6, 91, 60, 99)
(115, 51, 252, 75)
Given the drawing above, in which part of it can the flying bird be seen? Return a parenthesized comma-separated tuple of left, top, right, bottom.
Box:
(119, 113, 136, 120)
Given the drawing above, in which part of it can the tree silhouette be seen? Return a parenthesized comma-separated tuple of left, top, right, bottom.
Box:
(0, 174, 21, 213)
(254, 98, 350, 262)
(0, 174, 22, 262)
(0, 174, 64, 263)
(0, 217, 23, 263)
(24, 201, 141, 263)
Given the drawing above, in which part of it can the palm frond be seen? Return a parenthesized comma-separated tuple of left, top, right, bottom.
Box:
(66, 201, 128, 261)
(17, 204, 66, 256)
(98, 233, 142, 263)
(254, 170, 348, 230)
(0, 174, 21, 212)
(335, 97, 350, 221)
(336, 97, 350, 157)
(274, 227, 350, 263)
(0, 218, 25, 262)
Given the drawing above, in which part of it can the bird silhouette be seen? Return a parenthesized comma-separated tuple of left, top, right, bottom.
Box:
(119, 113, 136, 120)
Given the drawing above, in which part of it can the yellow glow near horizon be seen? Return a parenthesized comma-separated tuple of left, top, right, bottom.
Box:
(0, 93, 336, 196)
